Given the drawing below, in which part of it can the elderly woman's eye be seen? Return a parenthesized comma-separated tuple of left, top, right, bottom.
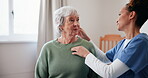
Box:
(70, 19, 74, 22)
(118, 14, 121, 16)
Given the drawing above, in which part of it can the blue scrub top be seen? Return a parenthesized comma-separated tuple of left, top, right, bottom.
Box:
(106, 33, 148, 78)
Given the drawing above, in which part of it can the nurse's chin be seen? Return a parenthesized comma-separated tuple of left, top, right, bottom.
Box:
(117, 26, 122, 31)
(117, 28, 123, 31)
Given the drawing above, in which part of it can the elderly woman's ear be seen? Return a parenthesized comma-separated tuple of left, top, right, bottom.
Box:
(59, 26, 63, 31)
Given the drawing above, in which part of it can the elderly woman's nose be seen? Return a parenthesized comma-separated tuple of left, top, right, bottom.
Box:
(74, 21, 79, 26)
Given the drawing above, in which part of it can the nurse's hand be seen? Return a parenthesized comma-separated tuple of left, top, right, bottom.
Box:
(71, 46, 90, 58)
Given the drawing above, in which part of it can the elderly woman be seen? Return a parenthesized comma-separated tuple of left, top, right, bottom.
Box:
(35, 6, 100, 78)
(72, 0, 148, 78)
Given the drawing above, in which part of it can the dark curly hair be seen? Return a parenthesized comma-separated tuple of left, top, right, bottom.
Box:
(126, 0, 148, 28)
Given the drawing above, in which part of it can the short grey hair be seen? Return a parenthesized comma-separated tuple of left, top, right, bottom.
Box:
(53, 6, 79, 38)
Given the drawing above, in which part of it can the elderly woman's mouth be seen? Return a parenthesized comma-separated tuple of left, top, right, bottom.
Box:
(73, 29, 78, 31)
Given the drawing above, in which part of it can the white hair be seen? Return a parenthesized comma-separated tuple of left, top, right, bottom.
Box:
(53, 6, 79, 38)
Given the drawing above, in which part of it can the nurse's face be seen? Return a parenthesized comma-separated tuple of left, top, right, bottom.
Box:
(61, 15, 80, 36)
(116, 6, 131, 31)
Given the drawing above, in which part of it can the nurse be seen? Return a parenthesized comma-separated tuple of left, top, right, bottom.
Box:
(71, 0, 148, 78)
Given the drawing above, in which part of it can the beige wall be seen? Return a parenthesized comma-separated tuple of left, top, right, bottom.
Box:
(0, 43, 37, 78)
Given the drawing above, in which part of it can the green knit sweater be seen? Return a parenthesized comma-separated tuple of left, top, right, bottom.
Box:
(35, 37, 100, 78)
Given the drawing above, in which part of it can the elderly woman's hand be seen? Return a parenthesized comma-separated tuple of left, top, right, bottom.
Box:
(78, 28, 90, 41)
(71, 46, 90, 58)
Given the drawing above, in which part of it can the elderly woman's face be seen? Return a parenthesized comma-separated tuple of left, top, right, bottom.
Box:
(61, 15, 80, 36)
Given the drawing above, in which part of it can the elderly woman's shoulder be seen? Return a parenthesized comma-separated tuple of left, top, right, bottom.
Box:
(42, 39, 57, 47)
(79, 38, 93, 45)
